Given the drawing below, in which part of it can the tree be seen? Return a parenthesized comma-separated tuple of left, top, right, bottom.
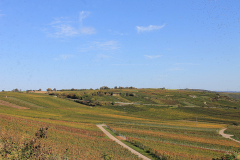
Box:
(14, 88, 19, 92)
(47, 88, 52, 91)
(112, 101, 115, 105)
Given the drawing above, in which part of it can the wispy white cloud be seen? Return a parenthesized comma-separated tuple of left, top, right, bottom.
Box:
(46, 11, 96, 38)
(50, 17, 71, 25)
(52, 24, 79, 37)
(79, 40, 120, 52)
(79, 27, 96, 35)
(95, 41, 119, 50)
(136, 24, 165, 33)
(79, 11, 90, 25)
(144, 55, 162, 59)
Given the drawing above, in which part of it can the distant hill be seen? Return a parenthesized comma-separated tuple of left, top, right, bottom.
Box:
(215, 91, 240, 93)
(219, 92, 240, 100)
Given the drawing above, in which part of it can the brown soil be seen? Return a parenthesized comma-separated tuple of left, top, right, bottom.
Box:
(116, 136, 126, 140)
(0, 99, 30, 109)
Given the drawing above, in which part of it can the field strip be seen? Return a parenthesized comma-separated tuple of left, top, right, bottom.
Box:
(96, 124, 151, 160)
(219, 128, 240, 143)
(142, 104, 178, 106)
(0, 99, 30, 109)
(8, 97, 44, 108)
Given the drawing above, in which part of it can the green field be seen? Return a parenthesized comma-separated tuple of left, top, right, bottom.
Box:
(0, 89, 239, 159)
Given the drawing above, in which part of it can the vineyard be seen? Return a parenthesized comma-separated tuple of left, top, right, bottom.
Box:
(0, 89, 240, 159)
(106, 123, 240, 159)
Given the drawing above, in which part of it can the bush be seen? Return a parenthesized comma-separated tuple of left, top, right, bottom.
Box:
(102, 153, 114, 160)
(233, 122, 239, 126)
(35, 127, 48, 139)
(212, 151, 240, 160)
(112, 101, 115, 105)
(0, 127, 58, 159)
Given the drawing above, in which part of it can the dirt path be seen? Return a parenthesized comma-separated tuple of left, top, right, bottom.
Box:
(96, 124, 151, 160)
(219, 128, 240, 143)
(0, 99, 30, 109)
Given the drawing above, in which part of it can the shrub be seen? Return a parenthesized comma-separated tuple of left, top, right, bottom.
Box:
(102, 153, 114, 160)
(212, 151, 240, 160)
(35, 127, 48, 139)
(0, 127, 57, 160)
(233, 122, 239, 126)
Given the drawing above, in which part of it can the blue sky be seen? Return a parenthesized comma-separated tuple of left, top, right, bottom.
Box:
(0, 0, 240, 91)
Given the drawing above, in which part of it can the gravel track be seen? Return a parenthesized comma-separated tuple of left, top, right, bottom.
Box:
(219, 128, 240, 143)
(96, 124, 151, 160)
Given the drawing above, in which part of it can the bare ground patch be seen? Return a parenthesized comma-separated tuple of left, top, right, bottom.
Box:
(116, 136, 126, 140)
(28, 91, 48, 94)
(0, 99, 30, 109)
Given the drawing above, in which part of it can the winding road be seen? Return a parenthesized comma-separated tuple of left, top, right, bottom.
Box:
(96, 124, 151, 160)
(219, 128, 240, 143)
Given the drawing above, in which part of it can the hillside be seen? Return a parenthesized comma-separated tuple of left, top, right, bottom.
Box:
(219, 92, 240, 100)
(0, 89, 239, 159)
